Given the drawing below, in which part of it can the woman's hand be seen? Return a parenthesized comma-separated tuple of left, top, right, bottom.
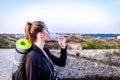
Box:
(58, 36, 66, 49)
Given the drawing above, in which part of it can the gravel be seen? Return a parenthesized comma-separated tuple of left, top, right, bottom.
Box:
(1, 49, 120, 80)
(0, 49, 14, 80)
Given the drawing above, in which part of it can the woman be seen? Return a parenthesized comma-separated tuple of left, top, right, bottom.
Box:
(24, 21, 67, 80)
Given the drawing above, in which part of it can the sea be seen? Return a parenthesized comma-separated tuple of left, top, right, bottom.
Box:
(9, 33, 120, 39)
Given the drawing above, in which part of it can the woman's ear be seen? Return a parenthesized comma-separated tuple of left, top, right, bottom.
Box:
(38, 32, 44, 38)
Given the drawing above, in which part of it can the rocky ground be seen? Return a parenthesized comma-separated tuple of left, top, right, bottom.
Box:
(55, 56, 120, 78)
(51, 49, 120, 79)
(1, 49, 120, 80)
(0, 49, 14, 80)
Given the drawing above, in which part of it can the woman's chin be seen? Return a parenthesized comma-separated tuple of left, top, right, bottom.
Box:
(45, 38, 50, 41)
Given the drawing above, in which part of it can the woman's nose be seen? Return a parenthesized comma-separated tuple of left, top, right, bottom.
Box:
(48, 31, 50, 34)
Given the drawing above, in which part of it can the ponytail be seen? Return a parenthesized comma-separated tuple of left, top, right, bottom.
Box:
(24, 22, 32, 42)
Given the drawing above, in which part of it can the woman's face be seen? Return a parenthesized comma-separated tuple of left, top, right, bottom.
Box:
(42, 26, 50, 41)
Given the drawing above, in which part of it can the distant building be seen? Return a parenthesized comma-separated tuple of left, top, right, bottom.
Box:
(117, 36, 120, 40)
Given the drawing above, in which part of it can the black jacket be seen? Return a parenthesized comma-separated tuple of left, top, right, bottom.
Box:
(25, 44, 67, 80)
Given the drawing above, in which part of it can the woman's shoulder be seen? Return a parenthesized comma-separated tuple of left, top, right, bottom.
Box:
(28, 49, 38, 55)
(26, 50, 41, 61)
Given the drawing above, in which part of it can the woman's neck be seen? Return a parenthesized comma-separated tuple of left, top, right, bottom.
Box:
(34, 40, 45, 50)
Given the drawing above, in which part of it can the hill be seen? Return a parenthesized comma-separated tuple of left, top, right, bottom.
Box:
(0, 34, 120, 49)
(0, 34, 18, 48)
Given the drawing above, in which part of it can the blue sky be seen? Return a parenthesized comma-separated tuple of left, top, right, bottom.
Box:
(0, 0, 120, 33)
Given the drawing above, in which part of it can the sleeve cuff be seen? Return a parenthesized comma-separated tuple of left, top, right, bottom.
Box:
(61, 46, 67, 49)
(60, 46, 67, 53)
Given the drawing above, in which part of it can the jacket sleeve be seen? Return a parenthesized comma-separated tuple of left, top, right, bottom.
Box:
(47, 47, 67, 67)
(25, 52, 40, 80)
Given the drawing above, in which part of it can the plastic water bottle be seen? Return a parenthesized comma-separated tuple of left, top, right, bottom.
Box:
(50, 33, 61, 40)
